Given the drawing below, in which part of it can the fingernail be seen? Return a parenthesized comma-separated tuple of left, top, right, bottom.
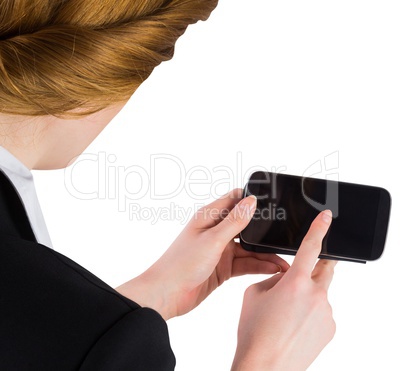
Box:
(321, 209, 332, 224)
(236, 195, 257, 217)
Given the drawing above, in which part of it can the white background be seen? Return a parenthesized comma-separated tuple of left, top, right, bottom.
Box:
(33, 1, 401, 370)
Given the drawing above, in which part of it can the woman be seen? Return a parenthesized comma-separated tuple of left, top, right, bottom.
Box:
(0, 1, 336, 370)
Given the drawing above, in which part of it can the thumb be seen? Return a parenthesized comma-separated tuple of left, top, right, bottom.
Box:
(246, 273, 285, 297)
(211, 195, 257, 245)
(254, 272, 285, 292)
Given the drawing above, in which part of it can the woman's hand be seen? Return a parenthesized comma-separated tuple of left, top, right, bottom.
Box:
(115, 188, 289, 320)
(231, 210, 337, 371)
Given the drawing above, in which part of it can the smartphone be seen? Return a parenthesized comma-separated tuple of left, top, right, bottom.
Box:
(240, 171, 391, 263)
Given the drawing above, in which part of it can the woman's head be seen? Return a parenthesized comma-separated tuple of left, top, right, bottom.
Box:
(0, 0, 217, 169)
(0, 0, 217, 118)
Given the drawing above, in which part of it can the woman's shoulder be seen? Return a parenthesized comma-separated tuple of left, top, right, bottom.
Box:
(0, 234, 175, 370)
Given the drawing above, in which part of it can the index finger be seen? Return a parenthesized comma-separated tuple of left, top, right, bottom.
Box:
(290, 210, 333, 275)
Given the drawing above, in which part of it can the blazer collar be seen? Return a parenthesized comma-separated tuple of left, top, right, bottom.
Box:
(0, 169, 37, 242)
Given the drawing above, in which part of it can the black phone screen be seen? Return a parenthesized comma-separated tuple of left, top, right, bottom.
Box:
(240, 171, 391, 261)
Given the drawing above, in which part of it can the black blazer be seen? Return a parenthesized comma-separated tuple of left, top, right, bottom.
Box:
(0, 170, 175, 370)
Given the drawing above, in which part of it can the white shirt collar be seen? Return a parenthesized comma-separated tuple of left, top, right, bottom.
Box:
(0, 145, 53, 248)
